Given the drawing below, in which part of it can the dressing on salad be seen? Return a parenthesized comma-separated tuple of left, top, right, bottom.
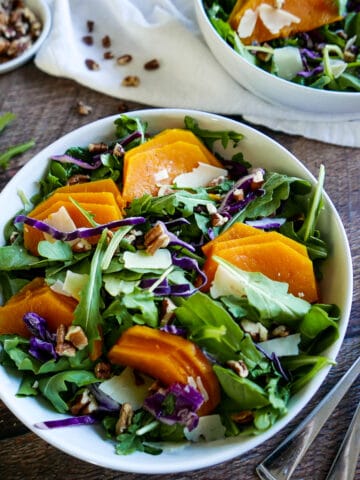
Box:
(0, 115, 340, 455)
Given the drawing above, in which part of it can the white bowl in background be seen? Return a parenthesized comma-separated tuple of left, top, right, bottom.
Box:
(0, 109, 353, 473)
(0, 0, 51, 75)
(194, 0, 360, 114)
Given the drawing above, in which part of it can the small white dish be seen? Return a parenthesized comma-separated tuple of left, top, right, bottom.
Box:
(0, 109, 353, 473)
(194, 0, 360, 114)
(0, 0, 51, 75)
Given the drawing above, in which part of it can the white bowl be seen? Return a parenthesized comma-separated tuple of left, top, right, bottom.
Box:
(0, 0, 51, 75)
(194, 0, 360, 114)
(0, 109, 353, 473)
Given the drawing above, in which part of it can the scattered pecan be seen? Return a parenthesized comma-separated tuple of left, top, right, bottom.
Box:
(117, 54, 132, 65)
(144, 58, 160, 70)
(87, 20, 94, 33)
(121, 75, 140, 87)
(240, 319, 268, 342)
(210, 212, 228, 227)
(85, 58, 100, 71)
(271, 325, 290, 338)
(232, 188, 245, 202)
(115, 403, 133, 435)
(55, 324, 76, 357)
(65, 325, 88, 350)
(103, 50, 114, 60)
(72, 238, 92, 253)
(160, 298, 177, 326)
(112, 142, 125, 157)
(76, 100, 93, 116)
(231, 410, 253, 424)
(94, 361, 112, 380)
(144, 223, 170, 254)
(102, 35, 111, 48)
(67, 174, 91, 185)
(82, 35, 93, 46)
(226, 360, 249, 378)
(70, 389, 98, 415)
(88, 142, 108, 154)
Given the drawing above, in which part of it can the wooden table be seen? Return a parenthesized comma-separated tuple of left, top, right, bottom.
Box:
(0, 63, 359, 480)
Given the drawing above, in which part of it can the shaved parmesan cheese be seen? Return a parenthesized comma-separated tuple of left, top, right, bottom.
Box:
(184, 415, 226, 442)
(328, 59, 347, 79)
(258, 333, 301, 357)
(123, 248, 172, 270)
(273, 46, 303, 80)
(237, 8, 258, 38)
(154, 168, 169, 182)
(210, 264, 246, 298)
(63, 270, 89, 300)
(173, 162, 228, 188)
(258, 4, 300, 34)
(44, 206, 76, 243)
(50, 279, 72, 297)
(99, 367, 154, 410)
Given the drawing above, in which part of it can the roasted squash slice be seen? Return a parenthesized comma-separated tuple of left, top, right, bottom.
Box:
(55, 179, 123, 207)
(123, 140, 222, 203)
(229, 0, 343, 45)
(0, 278, 77, 337)
(24, 202, 122, 256)
(203, 239, 318, 302)
(108, 325, 221, 416)
(202, 222, 263, 256)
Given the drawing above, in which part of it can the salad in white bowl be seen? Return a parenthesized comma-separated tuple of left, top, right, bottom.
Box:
(0, 110, 352, 473)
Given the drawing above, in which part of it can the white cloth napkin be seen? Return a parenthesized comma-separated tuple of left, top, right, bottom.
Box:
(35, 0, 360, 148)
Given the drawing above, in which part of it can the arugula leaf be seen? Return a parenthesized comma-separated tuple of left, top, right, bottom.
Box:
(0, 112, 16, 133)
(37, 240, 73, 261)
(0, 140, 35, 169)
(299, 304, 340, 354)
(175, 292, 245, 362)
(298, 165, 325, 242)
(73, 230, 107, 355)
(38, 370, 98, 413)
(0, 244, 56, 271)
(184, 116, 244, 150)
(212, 258, 311, 326)
(281, 355, 334, 393)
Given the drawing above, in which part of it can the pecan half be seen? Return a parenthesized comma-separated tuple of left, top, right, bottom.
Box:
(144, 223, 170, 255)
(144, 58, 160, 70)
(115, 403, 133, 435)
(121, 75, 140, 87)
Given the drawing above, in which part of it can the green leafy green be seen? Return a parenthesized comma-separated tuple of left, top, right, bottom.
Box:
(184, 115, 244, 150)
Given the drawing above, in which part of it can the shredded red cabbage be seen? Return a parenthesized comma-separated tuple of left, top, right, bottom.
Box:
(140, 277, 196, 297)
(245, 217, 286, 229)
(143, 382, 204, 431)
(256, 344, 291, 382)
(50, 154, 103, 170)
(89, 384, 120, 413)
(159, 324, 187, 337)
(171, 253, 207, 291)
(34, 414, 99, 430)
(155, 221, 195, 253)
(24, 312, 57, 361)
(14, 215, 145, 242)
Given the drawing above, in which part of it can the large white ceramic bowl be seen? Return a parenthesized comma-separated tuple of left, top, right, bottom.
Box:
(0, 109, 353, 473)
(0, 0, 51, 75)
(194, 0, 360, 114)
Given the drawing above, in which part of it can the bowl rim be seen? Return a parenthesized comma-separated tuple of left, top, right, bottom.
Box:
(0, 0, 52, 75)
(0, 108, 354, 473)
(194, 0, 360, 99)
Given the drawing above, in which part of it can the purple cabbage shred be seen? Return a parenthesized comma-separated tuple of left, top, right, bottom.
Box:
(14, 215, 145, 242)
(50, 154, 103, 170)
(23, 312, 57, 361)
(256, 344, 291, 382)
(34, 414, 99, 430)
(143, 382, 204, 431)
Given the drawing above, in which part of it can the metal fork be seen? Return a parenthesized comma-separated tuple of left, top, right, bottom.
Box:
(256, 356, 360, 480)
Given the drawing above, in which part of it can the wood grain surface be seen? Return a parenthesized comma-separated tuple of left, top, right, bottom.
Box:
(0, 62, 359, 480)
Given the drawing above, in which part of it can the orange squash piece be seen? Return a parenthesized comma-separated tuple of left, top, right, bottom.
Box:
(55, 179, 123, 207)
(203, 240, 318, 302)
(124, 129, 222, 167)
(0, 278, 77, 337)
(24, 202, 122, 256)
(202, 222, 263, 256)
(29, 192, 119, 218)
(122, 129, 223, 204)
(229, 0, 343, 45)
(108, 325, 221, 416)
